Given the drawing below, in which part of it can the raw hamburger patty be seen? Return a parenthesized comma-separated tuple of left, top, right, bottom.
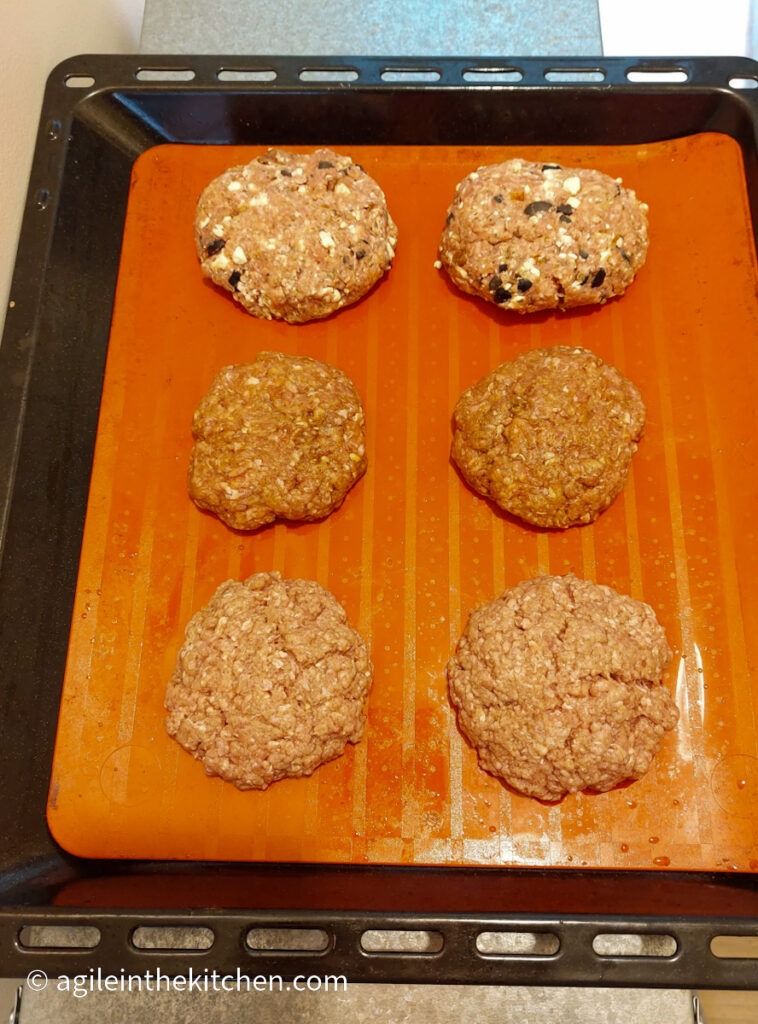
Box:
(165, 572, 373, 790)
(195, 148, 398, 323)
(447, 575, 678, 801)
(438, 158, 648, 313)
(451, 346, 645, 528)
(189, 351, 366, 531)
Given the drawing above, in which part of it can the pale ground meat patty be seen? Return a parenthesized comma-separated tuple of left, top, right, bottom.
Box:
(189, 351, 366, 531)
(438, 158, 648, 313)
(165, 572, 373, 790)
(451, 346, 645, 529)
(195, 148, 398, 323)
(447, 575, 678, 802)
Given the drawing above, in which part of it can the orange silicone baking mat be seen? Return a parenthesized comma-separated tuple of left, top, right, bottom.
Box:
(47, 134, 758, 870)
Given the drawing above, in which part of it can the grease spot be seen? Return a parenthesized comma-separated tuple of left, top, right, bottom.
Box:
(100, 745, 160, 807)
(711, 754, 758, 818)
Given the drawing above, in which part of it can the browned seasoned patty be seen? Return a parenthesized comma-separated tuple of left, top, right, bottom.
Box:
(165, 572, 373, 790)
(188, 351, 366, 531)
(451, 346, 645, 528)
(195, 148, 397, 323)
(438, 158, 648, 313)
(447, 575, 678, 801)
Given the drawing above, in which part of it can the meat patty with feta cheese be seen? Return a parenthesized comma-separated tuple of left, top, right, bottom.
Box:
(165, 571, 373, 790)
(447, 574, 678, 802)
(438, 158, 648, 313)
(188, 351, 366, 531)
(195, 148, 398, 323)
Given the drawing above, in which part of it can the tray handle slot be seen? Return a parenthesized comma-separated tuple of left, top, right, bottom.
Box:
(729, 76, 758, 90)
(135, 68, 196, 82)
(462, 67, 523, 83)
(626, 66, 689, 83)
(476, 931, 560, 957)
(246, 928, 331, 954)
(18, 925, 100, 950)
(130, 926, 214, 951)
(380, 67, 441, 83)
(64, 74, 95, 89)
(360, 929, 443, 954)
(217, 68, 277, 82)
(710, 935, 758, 959)
(592, 933, 677, 958)
(544, 68, 606, 82)
(299, 68, 360, 82)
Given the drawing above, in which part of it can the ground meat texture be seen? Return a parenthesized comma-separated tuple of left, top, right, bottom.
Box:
(165, 572, 373, 790)
(195, 148, 398, 323)
(451, 346, 645, 529)
(447, 575, 678, 802)
(438, 159, 648, 313)
(188, 351, 366, 531)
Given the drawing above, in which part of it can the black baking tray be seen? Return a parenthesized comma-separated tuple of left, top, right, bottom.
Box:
(1, 54, 758, 987)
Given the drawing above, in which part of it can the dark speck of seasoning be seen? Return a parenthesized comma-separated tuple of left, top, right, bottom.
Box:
(579, 249, 589, 259)
(342, 255, 350, 265)
(579, 274, 589, 285)
(318, 160, 334, 169)
(524, 201, 552, 216)
(206, 238, 225, 256)
(498, 262, 508, 272)
(356, 249, 366, 260)
(591, 268, 606, 288)
(517, 278, 533, 293)
(280, 168, 292, 176)
(446, 211, 454, 225)
(617, 246, 632, 264)
(542, 163, 562, 171)
(488, 275, 502, 291)
(493, 194, 504, 203)
(493, 287, 512, 304)
(556, 204, 573, 216)
(352, 163, 366, 173)
(228, 271, 241, 290)
(615, 183, 621, 196)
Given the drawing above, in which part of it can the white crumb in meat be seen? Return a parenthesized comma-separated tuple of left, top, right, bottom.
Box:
(165, 572, 373, 790)
(188, 351, 366, 532)
(438, 158, 648, 313)
(451, 346, 645, 529)
(194, 148, 398, 323)
(447, 574, 678, 801)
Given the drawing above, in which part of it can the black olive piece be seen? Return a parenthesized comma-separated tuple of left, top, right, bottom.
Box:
(206, 238, 225, 256)
(579, 275, 589, 285)
(498, 262, 508, 272)
(280, 168, 292, 176)
(542, 164, 562, 170)
(356, 249, 366, 260)
(560, 215, 572, 224)
(488, 275, 502, 291)
(228, 271, 241, 290)
(517, 278, 533, 293)
(493, 194, 504, 203)
(318, 160, 334, 169)
(524, 201, 552, 216)
(579, 249, 589, 260)
(591, 268, 606, 288)
(493, 287, 512, 303)
(556, 204, 573, 216)
(617, 247, 632, 264)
